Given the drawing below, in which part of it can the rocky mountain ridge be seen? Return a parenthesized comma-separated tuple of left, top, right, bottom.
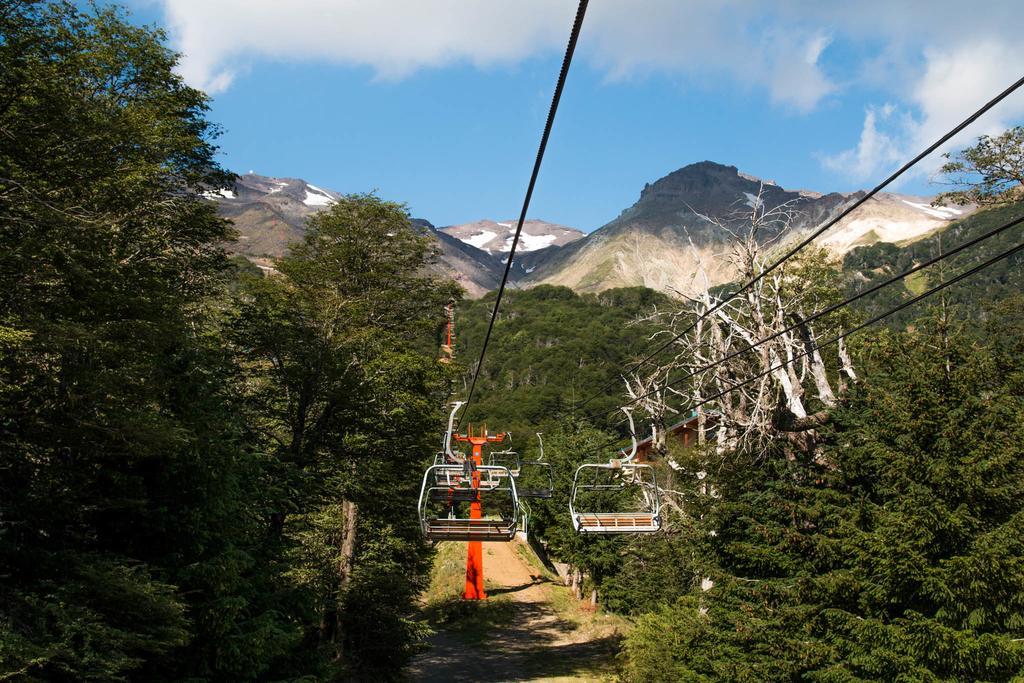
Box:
(521, 162, 973, 296)
(209, 164, 973, 299)
(210, 173, 503, 297)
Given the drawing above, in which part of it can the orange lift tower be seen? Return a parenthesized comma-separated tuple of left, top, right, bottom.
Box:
(451, 424, 506, 599)
(439, 299, 455, 364)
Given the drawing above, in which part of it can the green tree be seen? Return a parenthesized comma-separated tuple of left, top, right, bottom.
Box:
(621, 305, 1024, 681)
(227, 194, 459, 679)
(936, 127, 1024, 206)
(0, 2, 287, 680)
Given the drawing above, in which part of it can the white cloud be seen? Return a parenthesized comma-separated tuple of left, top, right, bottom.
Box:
(822, 104, 904, 180)
(164, 0, 572, 93)
(159, 0, 838, 110)
(824, 40, 1024, 182)
(910, 41, 1024, 154)
(156, 0, 1024, 170)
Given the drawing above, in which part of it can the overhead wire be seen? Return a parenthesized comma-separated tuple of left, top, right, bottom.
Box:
(676, 238, 1024, 415)
(456, 0, 589, 431)
(585, 232, 1024, 455)
(573, 72, 1024, 412)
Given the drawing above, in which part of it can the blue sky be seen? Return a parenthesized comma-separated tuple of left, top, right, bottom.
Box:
(124, 1, 1024, 232)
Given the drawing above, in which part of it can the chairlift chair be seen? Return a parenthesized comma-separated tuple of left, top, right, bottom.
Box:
(487, 432, 520, 477)
(516, 432, 554, 499)
(487, 450, 520, 477)
(427, 401, 499, 492)
(568, 410, 661, 534)
(569, 460, 661, 533)
(417, 464, 520, 542)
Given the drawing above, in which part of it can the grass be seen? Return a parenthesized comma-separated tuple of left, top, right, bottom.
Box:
(420, 542, 517, 643)
(904, 269, 929, 295)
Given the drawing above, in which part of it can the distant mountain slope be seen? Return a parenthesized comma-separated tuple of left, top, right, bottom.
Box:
(208, 165, 978, 301)
(212, 174, 342, 257)
(440, 219, 583, 254)
(841, 200, 1023, 325)
(209, 173, 505, 298)
(523, 161, 974, 297)
(412, 219, 503, 297)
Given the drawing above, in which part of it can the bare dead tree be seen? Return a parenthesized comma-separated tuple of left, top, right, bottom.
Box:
(638, 184, 855, 461)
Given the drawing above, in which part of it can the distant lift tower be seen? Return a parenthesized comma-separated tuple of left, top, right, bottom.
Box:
(451, 425, 507, 600)
(439, 299, 456, 364)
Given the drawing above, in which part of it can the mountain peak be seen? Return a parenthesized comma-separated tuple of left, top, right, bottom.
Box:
(640, 161, 784, 200)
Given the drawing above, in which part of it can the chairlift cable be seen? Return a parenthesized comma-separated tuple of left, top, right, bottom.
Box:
(676, 238, 1024, 416)
(612, 211, 1024, 412)
(457, 0, 589, 430)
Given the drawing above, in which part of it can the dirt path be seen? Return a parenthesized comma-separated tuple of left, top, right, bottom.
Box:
(408, 541, 623, 682)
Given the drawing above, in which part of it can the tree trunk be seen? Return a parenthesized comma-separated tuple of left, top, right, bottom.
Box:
(838, 336, 857, 391)
(795, 316, 837, 406)
(333, 499, 359, 660)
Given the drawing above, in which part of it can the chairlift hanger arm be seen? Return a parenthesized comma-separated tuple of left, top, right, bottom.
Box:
(444, 401, 465, 462)
(620, 407, 638, 463)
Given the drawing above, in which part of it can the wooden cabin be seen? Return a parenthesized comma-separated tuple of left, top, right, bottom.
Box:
(633, 411, 718, 462)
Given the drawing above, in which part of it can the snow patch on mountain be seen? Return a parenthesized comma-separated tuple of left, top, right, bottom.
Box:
(464, 230, 497, 250)
(303, 185, 335, 207)
(203, 188, 236, 200)
(901, 199, 962, 220)
(508, 232, 558, 251)
(440, 219, 584, 254)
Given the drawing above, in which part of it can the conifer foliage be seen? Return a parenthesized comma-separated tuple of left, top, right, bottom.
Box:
(621, 303, 1024, 681)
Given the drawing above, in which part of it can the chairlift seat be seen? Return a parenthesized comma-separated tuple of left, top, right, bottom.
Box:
(569, 461, 661, 535)
(418, 464, 520, 542)
(574, 512, 660, 533)
(423, 517, 516, 542)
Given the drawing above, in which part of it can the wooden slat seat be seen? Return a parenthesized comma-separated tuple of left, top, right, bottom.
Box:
(424, 518, 515, 542)
(575, 513, 658, 531)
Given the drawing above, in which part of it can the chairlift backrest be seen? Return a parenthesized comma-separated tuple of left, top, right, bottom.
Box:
(515, 459, 554, 499)
(488, 449, 521, 477)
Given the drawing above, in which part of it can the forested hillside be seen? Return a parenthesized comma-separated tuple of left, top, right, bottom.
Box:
(4, 2, 1023, 681)
(454, 198, 1024, 681)
(453, 286, 672, 441)
(455, 200, 1024, 443)
(842, 199, 1024, 323)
